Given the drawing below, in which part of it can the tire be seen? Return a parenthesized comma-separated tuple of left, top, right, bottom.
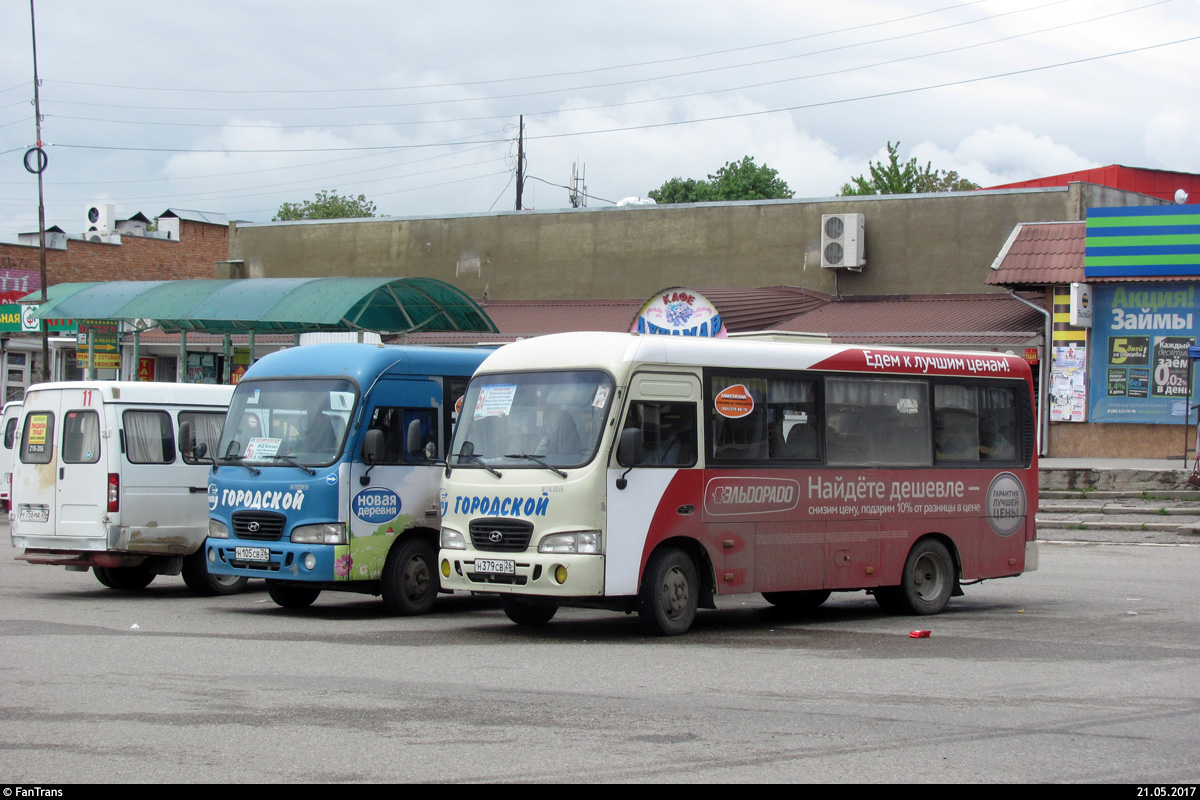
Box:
(93, 566, 115, 589)
(103, 564, 155, 591)
(181, 550, 248, 597)
(637, 547, 699, 636)
(500, 595, 558, 626)
(266, 580, 321, 610)
(762, 589, 831, 611)
(381, 537, 438, 616)
(885, 538, 955, 616)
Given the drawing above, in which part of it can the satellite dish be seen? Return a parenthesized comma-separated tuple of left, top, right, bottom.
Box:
(1175, 188, 1189, 205)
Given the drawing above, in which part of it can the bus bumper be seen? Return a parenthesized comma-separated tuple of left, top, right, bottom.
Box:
(438, 548, 606, 596)
(206, 536, 338, 582)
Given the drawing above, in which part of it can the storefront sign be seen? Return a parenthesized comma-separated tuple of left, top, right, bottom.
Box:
(630, 287, 726, 337)
(1089, 283, 1198, 424)
(76, 322, 121, 370)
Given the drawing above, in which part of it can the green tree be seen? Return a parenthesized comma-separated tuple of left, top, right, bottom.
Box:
(839, 142, 980, 196)
(648, 156, 794, 203)
(274, 190, 377, 221)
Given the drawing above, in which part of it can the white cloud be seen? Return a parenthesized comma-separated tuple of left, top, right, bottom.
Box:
(911, 125, 1099, 186)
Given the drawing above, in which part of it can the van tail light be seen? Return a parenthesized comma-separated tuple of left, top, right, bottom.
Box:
(107, 473, 119, 512)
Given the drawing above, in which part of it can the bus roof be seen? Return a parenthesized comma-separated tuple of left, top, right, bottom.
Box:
(476, 332, 1033, 382)
(240, 342, 492, 386)
(24, 381, 234, 406)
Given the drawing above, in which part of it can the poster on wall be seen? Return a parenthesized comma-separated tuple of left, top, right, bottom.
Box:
(1050, 345, 1087, 421)
(1089, 284, 1198, 424)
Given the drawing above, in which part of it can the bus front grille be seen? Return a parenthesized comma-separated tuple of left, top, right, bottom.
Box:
(232, 511, 287, 541)
(469, 518, 533, 552)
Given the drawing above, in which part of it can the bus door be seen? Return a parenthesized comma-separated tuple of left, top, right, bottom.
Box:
(15, 387, 106, 540)
(609, 372, 702, 597)
(345, 377, 444, 581)
(704, 372, 829, 595)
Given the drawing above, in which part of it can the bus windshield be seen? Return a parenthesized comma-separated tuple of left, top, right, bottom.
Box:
(217, 378, 357, 467)
(449, 370, 613, 469)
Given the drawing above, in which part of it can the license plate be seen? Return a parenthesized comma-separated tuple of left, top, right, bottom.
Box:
(235, 546, 270, 562)
(474, 558, 514, 575)
(18, 506, 48, 523)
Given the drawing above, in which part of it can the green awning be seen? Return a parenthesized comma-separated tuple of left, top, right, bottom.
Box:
(22, 278, 497, 335)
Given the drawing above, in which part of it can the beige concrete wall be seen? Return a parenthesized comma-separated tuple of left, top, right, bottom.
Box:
(1048, 420, 1190, 460)
(228, 183, 1163, 301)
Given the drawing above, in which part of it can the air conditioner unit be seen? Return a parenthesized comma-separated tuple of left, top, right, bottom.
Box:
(820, 213, 865, 271)
(86, 203, 116, 235)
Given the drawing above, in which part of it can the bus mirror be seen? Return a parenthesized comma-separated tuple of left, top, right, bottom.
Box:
(406, 419, 423, 458)
(423, 441, 437, 461)
(179, 420, 194, 459)
(196, 442, 208, 459)
(617, 427, 641, 467)
(362, 428, 385, 465)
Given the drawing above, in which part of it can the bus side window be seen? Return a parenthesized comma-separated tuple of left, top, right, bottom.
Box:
(620, 401, 696, 467)
(123, 410, 175, 464)
(368, 406, 437, 462)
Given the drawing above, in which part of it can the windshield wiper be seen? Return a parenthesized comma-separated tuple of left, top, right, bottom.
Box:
(263, 454, 317, 475)
(460, 451, 502, 478)
(220, 453, 261, 476)
(503, 453, 567, 478)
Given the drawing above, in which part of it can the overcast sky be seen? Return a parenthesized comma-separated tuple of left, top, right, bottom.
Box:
(1, 0, 1197, 242)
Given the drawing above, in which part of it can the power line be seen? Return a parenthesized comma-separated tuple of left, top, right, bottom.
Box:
(33, 0, 1165, 137)
(42, 1, 993, 96)
(39, 0, 1083, 115)
(39, 36, 1197, 157)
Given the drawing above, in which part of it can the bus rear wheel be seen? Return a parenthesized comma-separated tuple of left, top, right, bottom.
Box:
(382, 537, 438, 616)
(762, 589, 831, 611)
(181, 551, 248, 596)
(500, 595, 558, 626)
(638, 547, 698, 636)
(102, 564, 155, 591)
(881, 539, 955, 616)
(266, 580, 320, 609)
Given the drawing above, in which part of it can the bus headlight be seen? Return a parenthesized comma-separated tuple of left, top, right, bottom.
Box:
(291, 523, 347, 545)
(538, 530, 601, 554)
(209, 519, 229, 539)
(441, 527, 466, 550)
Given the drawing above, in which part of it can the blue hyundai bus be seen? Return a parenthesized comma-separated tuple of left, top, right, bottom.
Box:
(199, 342, 490, 613)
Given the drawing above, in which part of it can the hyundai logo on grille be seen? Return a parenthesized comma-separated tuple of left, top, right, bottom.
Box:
(488, 530, 504, 543)
(247, 521, 261, 533)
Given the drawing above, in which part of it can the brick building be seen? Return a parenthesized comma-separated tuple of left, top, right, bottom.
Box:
(0, 208, 230, 400)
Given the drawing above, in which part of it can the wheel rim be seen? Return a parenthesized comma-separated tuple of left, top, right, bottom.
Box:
(212, 573, 242, 588)
(403, 555, 432, 602)
(659, 565, 690, 620)
(912, 553, 946, 600)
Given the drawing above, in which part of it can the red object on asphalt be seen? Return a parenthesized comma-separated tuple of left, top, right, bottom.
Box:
(909, 630, 931, 638)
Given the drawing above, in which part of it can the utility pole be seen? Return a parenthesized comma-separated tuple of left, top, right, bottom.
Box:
(514, 115, 524, 211)
(30, 0, 49, 382)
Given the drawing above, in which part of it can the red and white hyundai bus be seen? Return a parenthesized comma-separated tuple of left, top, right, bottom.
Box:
(438, 332, 1037, 635)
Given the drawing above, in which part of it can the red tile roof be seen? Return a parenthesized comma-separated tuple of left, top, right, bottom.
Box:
(986, 221, 1200, 287)
(774, 293, 1044, 347)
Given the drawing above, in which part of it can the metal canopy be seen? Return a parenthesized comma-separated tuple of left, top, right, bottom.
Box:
(23, 277, 497, 335)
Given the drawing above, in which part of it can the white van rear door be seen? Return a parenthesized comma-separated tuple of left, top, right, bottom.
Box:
(13, 387, 107, 539)
(56, 389, 108, 538)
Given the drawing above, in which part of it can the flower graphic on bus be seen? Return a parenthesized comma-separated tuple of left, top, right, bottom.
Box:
(334, 553, 353, 577)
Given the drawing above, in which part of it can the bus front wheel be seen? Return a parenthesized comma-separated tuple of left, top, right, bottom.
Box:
(181, 551, 248, 596)
(500, 595, 558, 626)
(880, 539, 954, 616)
(266, 580, 320, 609)
(382, 537, 438, 616)
(638, 547, 698, 636)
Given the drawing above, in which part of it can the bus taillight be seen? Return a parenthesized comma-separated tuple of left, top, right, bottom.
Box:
(107, 473, 119, 512)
